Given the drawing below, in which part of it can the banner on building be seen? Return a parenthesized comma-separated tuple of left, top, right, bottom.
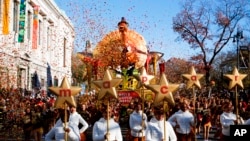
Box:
(18, 0, 26, 42)
(32, 5, 39, 49)
(2, 0, 10, 34)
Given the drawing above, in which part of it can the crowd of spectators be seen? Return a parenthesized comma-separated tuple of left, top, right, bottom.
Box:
(0, 87, 250, 140)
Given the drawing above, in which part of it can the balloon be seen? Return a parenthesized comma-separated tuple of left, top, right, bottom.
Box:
(93, 18, 148, 69)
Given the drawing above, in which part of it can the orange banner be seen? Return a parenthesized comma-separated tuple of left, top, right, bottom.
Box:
(3, 0, 10, 34)
(32, 5, 39, 49)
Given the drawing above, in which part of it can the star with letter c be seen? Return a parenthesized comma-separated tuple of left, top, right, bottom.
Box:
(49, 77, 81, 108)
(148, 74, 179, 106)
(92, 69, 123, 100)
(182, 66, 204, 89)
(224, 67, 247, 89)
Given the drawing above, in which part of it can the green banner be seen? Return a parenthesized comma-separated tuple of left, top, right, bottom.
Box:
(18, 0, 26, 42)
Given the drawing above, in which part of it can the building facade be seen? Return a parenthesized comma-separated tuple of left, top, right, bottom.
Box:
(0, 0, 74, 93)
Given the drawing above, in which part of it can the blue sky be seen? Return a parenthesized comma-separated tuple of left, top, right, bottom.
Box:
(54, 0, 195, 61)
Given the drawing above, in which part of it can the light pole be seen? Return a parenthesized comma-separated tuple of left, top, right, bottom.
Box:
(233, 30, 243, 69)
(232, 30, 243, 125)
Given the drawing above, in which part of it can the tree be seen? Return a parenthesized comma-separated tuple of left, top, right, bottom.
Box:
(71, 53, 86, 85)
(164, 57, 194, 83)
(173, 0, 250, 85)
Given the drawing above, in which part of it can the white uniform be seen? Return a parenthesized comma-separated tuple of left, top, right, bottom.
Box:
(146, 117, 177, 141)
(55, 111, 89, 133)
(168, 110, 194, 134)
(92, 117, 123, 141)
(45, 122, 80, 141)
(220, 112, 236, 136)
(129, 110, 147, 137)
(244, 118, 250, 125)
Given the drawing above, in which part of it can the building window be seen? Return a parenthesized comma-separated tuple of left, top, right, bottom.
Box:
(47, 26, 50, 49)
(13, 0, 19, 32)
(63, 37, 67, 67)
(27, 11, 32, 40)
(17, 68, 26, 89)
(41, 78, 44, 87)
(39, 20, 42, 45)
(54, 76, 58, 86)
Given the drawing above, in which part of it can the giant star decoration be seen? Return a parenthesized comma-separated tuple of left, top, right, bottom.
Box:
(148, 74, 179, 106)
(49, 77, 81, 108)
(182, 66, 204, 89)
(134, 67, 154, 88)
(92, 69, 123, 100)
(224, 67, 247, 89)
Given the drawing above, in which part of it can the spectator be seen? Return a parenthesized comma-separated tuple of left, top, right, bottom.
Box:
(22, 107, 33, 141)
(32, 105, 44, 141)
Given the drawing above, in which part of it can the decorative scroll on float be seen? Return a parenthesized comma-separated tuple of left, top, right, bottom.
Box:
(224, 67, 247, 125)
(182, 66, 204, 141)
(92, 69, 122, 141)
(49, 77, 82, 141)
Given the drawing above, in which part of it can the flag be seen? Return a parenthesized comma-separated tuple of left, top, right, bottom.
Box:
(32, 71, 41, 92)
(3, 0, 10, 34)
(32, 5, 39, 49)
(47, 63, 53, 97)
(18, 0, 26, 42)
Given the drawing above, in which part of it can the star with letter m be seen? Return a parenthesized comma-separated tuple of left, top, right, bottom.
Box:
(49, 77, 81, 108)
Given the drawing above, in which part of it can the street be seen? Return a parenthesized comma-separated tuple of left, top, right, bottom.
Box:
(0, 122, 220, 140)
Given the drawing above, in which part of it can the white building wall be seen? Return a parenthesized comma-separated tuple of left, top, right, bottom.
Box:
(0, 0, 74, 91)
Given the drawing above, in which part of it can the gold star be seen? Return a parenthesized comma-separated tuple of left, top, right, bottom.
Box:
(49, 77, 81, 108)
(224, 67, 247, 89)
(148, 74, 179, 106)
(92, 69, 122, 100)
(134, 67, 154, 88)
(182, 66, 204, 89)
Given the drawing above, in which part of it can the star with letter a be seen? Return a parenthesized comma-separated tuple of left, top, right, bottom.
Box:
(49, 77, 81, 108)
(148, 74, 179, 106)
(224, 67, 247, 89)
(92, 69, 122, 100)
(182, 66, 204, 89)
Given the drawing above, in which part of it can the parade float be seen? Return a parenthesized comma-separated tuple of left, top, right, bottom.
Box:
(77, 17, 167, 106)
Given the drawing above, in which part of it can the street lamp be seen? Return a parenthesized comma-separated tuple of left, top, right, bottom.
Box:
(233, 30, 243, 69)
